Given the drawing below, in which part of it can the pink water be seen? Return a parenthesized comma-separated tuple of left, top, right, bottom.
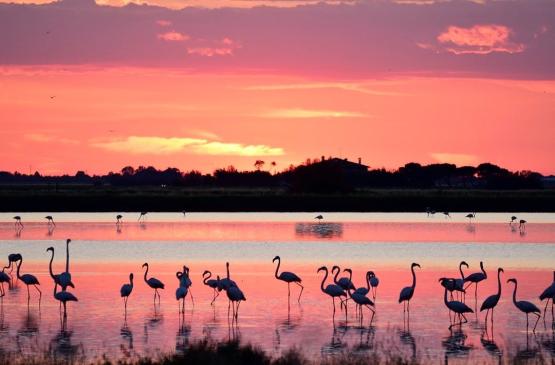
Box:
(0, 212, 554, 364)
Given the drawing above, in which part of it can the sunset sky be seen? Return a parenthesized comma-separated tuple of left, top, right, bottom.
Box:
(1, 0, 554, 175)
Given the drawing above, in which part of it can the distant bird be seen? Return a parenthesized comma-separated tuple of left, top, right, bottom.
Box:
(13, 216, 23, 228)
(442, 279, 473, 329)
(16, 257, 41, 303)
(519, 219, 527, 231)
(399, 263, 421, 314)
(219, 262, 237, 291)
(465, 213, 475, 222)
(443, 212, 451, 219)
(317, 266, 347, 316)
(142, 263, 165, 304)
(480, 268, 504, 327)
(539, 271, 555, 319)
(272, 256, 304, 302)
(46, 246, 74, 292)
(182, 210, 186, 217)
(53, 281, 78, 317)
(507, 278, 541, 333)
(226, 285, 246, 320)
(315, 215, 323, 221)
(116, 215, 123, 225)
(175, 272, 189, 313)
(510, 216, 518, 224)
(464, 261, 487, 300)
(57, 239, 73, 291)
(45, 215, 55, 226)
(202, 270, 220, 305)
(49, 95, 55, 99)
(138, 212, 148, 222)
(120, 273, 134, 311)
(369, 271, 380, 301)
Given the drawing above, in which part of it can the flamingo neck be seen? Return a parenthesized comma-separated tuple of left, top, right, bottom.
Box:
(48, 250, 55, 280)
(512, 281, 518, 304)
(226, 264, 230, 279)
(65, 240, 70, 273)
(411, 266, 417, 290)
(143, 265, 149, 283)
(459, 263, 466, 280)
(443, 284, 449, 306)
(203, 271, 211, 284)
(320, 269, 328, 292)
(130, 275, 134, 287)
(274, 258, 280, 279)
(496, 270, 502, 297)
(481, 263, 487, 278)
(332, 267, 340, 284)
(366, 273, 370, 290)
(16, 259, 22, 279)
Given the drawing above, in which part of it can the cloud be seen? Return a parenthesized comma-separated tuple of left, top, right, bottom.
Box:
(157, 31, 190, 42)
(187, 37, 241, 57)
(244, 82, 403, 96)
(433, 24, 525, 55)
(259, 108, 368, 118)
(431, 152, 479, 166)
(92, 136, 284, 156)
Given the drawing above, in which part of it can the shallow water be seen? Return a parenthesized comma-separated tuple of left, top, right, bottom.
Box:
(0, 212, 554, 364)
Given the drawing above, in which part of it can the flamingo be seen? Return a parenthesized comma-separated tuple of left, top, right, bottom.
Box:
(507, 278, 541, 333)
(465, 213, 475, 223)
(348, 288, 375, 322)
(442, 279, 473, 329)
(45, 215, 55, 226)
(138, 212, 148, 222)
(175, 272, 188, 313)
(53, 281, 78, 317)
(46, 247, 74, 291)
(354, 271, 371, 296)
(539, 271, 555, 319)
(142, 263, 164, 304)
(226, 285, 246, 320)
(202, 270, 220, 305)
(519, 219, 527, 231)
(510, 216, 518, 225)
(13, 216, 23, 228)
(220, 262, 237, 291)
(116, 215, 123, 224)
(16, 257, 41, 303)
(315, 215, 323, 221)
(317, 266, 347, 316)
(443, 212, 451, 219)
(464, 261, 487, 300)
(272, 256, 303, 302)
(399, 263, 421, 314)
(5, 253, 22, 275)
(179, 266, 194, 305)
(480, 268, 504, 327)
(120, 273, 134, 311)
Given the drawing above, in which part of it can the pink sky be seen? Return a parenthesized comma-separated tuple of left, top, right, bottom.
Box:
(0, 0, 554, 175)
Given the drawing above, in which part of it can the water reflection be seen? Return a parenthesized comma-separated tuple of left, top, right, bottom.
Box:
(399, 328, 416, 361)
(321, 323, 348, 355)
(120, 319, 134, 358)
(295, 223, 343, 239)
(49, 325, 83, 361)
(46, 225, 55, 237)
(442, 328, 472, 362)
(480, 330, 502, 361)
(176, 313, 191, 355)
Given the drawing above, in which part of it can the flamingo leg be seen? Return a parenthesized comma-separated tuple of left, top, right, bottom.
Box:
(526, 313, 529, 332)
(544, 299, 551, 319)
(484, 309, 489, 327)
(332, 297, 336, 316)
(189, 289, 194, 306)
(295, 282, 304, 302)
(533, 312, 541, 333)
(26, 285, 30, 301)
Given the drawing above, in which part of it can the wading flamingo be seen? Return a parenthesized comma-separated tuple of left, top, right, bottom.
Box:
(539, 271, 555, 319)
(442, 279, 473, 329)
(45, 215, 55, 226)
(507, 278, 541, 333)
(317, 266, 347, 317)
(272, 256, 303, 302)
(142, 263, 164, 304)
(53, 281, 78, 317)
(120, 273, 134, 311)
(46, 246, 74, 291)
(464, 261, 487, 300)
(399, 263, 421, 314)
(480, 268, 504, 327)
(202, 270, 220, 305)
(16, 257, 41, 303)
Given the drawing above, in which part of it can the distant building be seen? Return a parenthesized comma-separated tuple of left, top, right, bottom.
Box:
(317, 156, 369, 174)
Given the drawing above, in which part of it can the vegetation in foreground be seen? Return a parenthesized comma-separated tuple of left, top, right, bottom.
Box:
(0, 338, 552, 365)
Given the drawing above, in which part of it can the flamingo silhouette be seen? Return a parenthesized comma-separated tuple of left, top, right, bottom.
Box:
(0, 269, 10, 297)
(57, 239, 73, 291)
(13, 216, 23, 228)
(45, 215, 55, 226)
(202, 270, 220, 305)
(272, 256, 303, 302)
(510, 216, 518, 224)
(175, 272, 189, 314)
(16, 257, 41, 303)
(120, 273, 134, 311)
(480, 268, 504, 327)
(519, 219, 527, 231)
(464, 261, 487, 300)
(116, 215, 123, 225)
(315, 215, 323, 221)
(369, 271, 380, 301)
(465, 213, 475, 223)
(53, 281, 78, 318)
(442, 279, 473, 329)
(226, 285, 246, 320)
(399, 263, 421, 315)
(138, 212, 148, 222)
(142, 263, 164, 304)
(317, 266, 347, 316)
(220, 262, 237, 291)
(46, 246, 74, 292)
(507, 278, 541, 333)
